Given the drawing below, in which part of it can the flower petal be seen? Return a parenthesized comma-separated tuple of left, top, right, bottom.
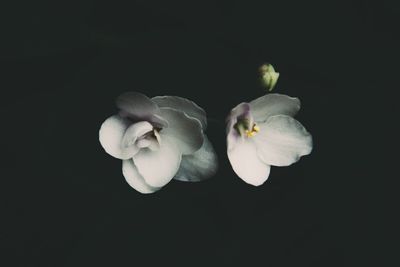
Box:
(116, 92, 159, 121)
(133, 134, 182, 187)
(227, 139, 271, 186)
(226, 102, 251, 133)
(249, 93, 301, 122)
(99, 115, 139, 159)
(174, 136, 218, 182)
(147, 114, 169, 129)
(152, 96, 207, 129)
(121, 121, 153, 147)
(122, 160, 161, 194)
(253, 115, 313, 167)
(136, 138, 158, 151)
(226, 102, 252, 150)
(158, 107, 204, 155)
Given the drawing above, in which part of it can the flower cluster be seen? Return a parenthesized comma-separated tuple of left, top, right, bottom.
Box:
(99, 91, 312, 193)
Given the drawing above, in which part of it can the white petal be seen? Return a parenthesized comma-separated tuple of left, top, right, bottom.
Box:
(147, 114, 169, 128)
(227, 139, 271, 186)
(136, 135, 160, 151)
(174, 136, 218, 182)
(226, 102, 252, 150)
(158, 107, 204, 155)
(116, 92, 159, 120)
(253, 115, 313, 167)
(152, 96, 207, 129)
(133, 134, 182, 187)
(99, 115, 139, 159)
(249, 93, 301, 122)
(226, 102, 251, 133)
(136, 138, 152, 148)
(122, 160, 161, 194)
(121, 121, 153, 147)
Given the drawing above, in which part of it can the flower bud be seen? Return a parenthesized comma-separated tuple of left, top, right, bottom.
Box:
(259, 63, 279, 91)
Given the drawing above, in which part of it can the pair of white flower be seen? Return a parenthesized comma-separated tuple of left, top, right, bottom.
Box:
(99, 92, 312, 193)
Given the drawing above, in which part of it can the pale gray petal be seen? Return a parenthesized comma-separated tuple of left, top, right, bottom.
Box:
(147, 114, 169, 129)
(158, 107, 204, 155)
(116, 92, 159, 121)
(152, 96, 207, 129)
(174, 136, 218, 182)
(249, 93, 301, 122)
(253, 115, 313, 167)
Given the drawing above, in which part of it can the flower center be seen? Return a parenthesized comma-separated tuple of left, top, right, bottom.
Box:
(234, 119, 260, 138)
(245, 124, 260, 137)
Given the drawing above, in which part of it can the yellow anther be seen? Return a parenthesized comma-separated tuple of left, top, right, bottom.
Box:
(244, 124, 260, 138)
(245, 130, 253, 137)
(235, 121, 260, 138)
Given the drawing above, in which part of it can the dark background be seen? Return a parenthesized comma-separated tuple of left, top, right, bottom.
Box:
(1, 0, 397, 266)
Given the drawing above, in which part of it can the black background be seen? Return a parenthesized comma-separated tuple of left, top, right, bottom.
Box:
(1, 0, 397, 266)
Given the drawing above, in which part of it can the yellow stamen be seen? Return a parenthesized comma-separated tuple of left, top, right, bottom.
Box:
(245, 124, 260, 137)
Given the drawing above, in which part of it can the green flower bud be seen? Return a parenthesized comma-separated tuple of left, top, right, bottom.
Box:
(259, 63, 280, 91)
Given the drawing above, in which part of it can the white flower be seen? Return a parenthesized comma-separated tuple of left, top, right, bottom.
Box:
(99, 92, 217, 193)
(226, 93, 313, 186)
